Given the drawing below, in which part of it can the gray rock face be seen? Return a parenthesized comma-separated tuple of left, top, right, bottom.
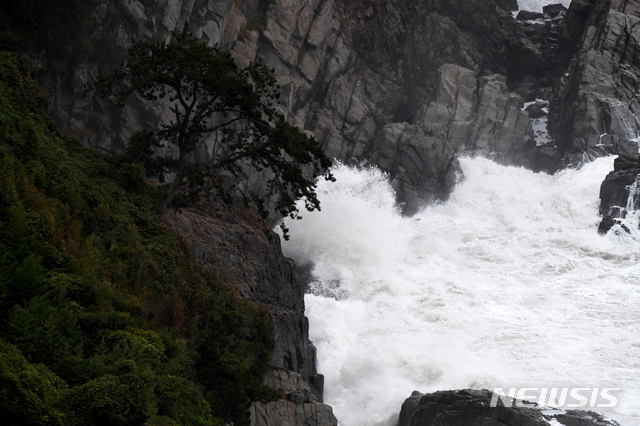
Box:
(161, 196, 324, 398)
(251, 369, 337, 426)
(45, 0, 544, 212)
(369, 122, 460, 212)
(400, 389, 620, 426)
(549, 0, 640, 166)
(417, 64, 535, 168)
(598, 154, 640, 233)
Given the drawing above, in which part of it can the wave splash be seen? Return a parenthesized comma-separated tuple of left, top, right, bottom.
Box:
(281, 157, 640, 426)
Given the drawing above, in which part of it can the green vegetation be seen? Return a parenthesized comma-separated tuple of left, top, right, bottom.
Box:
(0, 51, 279, 426)
(89, 26, 334, 237)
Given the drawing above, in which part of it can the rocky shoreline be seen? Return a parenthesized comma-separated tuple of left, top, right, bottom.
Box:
(399, 390, 620, 426)
(34, 0, 640, 424)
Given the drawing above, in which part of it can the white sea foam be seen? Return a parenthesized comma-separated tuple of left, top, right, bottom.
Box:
(281, 157, 640, 426)
(517, 0, 572, 13)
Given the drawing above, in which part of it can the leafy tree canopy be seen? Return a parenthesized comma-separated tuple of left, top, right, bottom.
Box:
(89, 25, 334, 237)
(0, 51, 278, 426)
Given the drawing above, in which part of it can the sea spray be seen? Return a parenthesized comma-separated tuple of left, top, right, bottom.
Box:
(282, 157, 640, 426)
(516, 0, 572, 13)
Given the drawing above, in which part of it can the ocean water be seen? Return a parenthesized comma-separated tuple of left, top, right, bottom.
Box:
(517, 0, 572, 12)
(281, 157, 640, 426)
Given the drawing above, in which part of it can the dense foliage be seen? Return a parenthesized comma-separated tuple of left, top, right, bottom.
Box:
(0, 52, 278, 426)
(89, 26, 334, 236)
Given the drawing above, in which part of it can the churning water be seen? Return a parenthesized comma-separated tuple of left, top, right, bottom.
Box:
(281, 157, 640, 426)
(517, 0, 572, 13)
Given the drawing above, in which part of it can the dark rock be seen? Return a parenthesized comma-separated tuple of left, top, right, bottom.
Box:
(543, 4, 568, 18)
(613, 153, 640, 171)
(598, 215, 616, 234)
(417, 64, 536, 167)
(534, 143, 561, 173)
(251, 369, 337, 426)
(599, 167, 639, 215)
(162, 196, 323, 398)
(526, 101, 548, 118)
(399, 391, 424, 426)
(400, 389, 620, 426)
(495, 0, 519, 11)
(598, 215, 619, 234)
(516, 11, 545, 21)
(597, 154, 640, 233)
(548, 0, 640, 163)
(368, 122, 461, 214)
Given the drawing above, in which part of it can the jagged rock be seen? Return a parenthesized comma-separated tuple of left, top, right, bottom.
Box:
(599, 154, 640, 215)
(416, 64, 536, 167)
(515, 4, 567, 84)
(548, 0, 640, 166)
(597, 154, 640, 233)
(544, 4, 568, 18)
(534, 143, 562, 173)
(495, 0, 519, 12)
(44, 0, 549, 212)
(399, 391, 425, 426)
(598, 215, 630, 234)
(162, 196, 323, 398)
(368, 122, 461, 213)
(526, 101, 548, 118)
(251, 369, 337, 426)
(400, 389, 620, 426)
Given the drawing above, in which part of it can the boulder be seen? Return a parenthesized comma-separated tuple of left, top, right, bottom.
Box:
(525, 101, 548, 118)
(495, 0, 519, 12)
(400, 389, 620, 426)
(543, 4, 568, 18)
(599, 155, 640, 215)
(368, 122, 461, 213)
(597, 154, 640, 233)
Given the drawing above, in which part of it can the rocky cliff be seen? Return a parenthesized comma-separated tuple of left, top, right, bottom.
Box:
(43, 0, 640, 196)
(162, 195, 323, 396)
(34, 0, 640, 424)
(161, 193, 337, 426)
(549, 0, 640, 166)
(44, 0, 554, 209)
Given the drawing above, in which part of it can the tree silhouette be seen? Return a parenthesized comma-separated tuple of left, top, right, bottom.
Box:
(89, 25, 333, 235)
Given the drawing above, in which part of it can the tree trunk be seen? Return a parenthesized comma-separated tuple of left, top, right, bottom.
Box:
(163, 149, 187, 209)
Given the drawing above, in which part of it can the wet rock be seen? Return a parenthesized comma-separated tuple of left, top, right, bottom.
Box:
(368, 122, 461, 213)
(162, 196, 323, 398)
(399, 391, 425, 426)
(417, 64, 536, 167)
(526, 101, 548, 118)
(400, 389, 621, 426)
(597, 215, 631, 234)
(495, 0, 519, 12)
(534, 143, 562, 173)
(250, 369, 337, 426)
(517, 11, 545, 21)
(548, 0, 640, 165)
(599, 155, 640, 215)
(543, 4, 568, 18)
